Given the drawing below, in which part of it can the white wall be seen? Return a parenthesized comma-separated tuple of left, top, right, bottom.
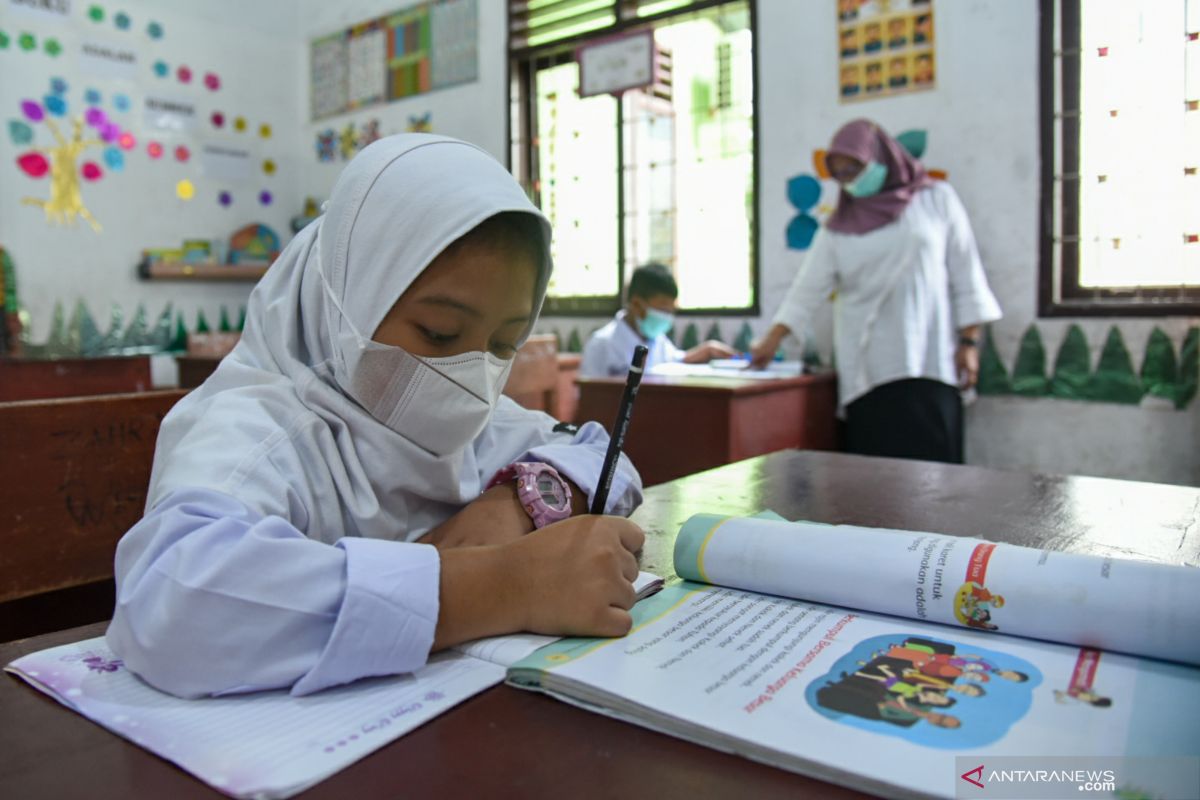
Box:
(0, 0, 302, 341)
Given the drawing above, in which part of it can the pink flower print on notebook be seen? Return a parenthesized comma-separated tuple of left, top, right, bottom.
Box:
(82, 656, 124, 673)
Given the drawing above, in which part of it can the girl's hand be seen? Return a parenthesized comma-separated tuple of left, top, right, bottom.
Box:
(430, 514, 645, 649)
(506, 515, 644, 637)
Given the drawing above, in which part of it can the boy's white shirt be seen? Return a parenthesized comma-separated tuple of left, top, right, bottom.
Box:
(580, 310, 685, 378)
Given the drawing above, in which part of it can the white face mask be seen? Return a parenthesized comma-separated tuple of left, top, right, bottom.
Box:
(348, 342, 511, 456)
(317, 247, 513, 456)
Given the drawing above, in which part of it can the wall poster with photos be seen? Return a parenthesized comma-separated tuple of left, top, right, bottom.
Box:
(837, 0, 935, 102)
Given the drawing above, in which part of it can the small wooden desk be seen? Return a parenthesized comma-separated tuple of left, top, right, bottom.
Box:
(576, 371, 838, 485)
(0, 355, 152, 401)
(4, 451, 1197, 799)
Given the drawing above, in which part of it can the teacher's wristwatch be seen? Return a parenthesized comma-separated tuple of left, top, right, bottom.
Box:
(488, 462, 572, 529)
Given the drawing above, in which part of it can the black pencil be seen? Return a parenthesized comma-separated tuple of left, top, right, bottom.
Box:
(590, 345, 648, 515)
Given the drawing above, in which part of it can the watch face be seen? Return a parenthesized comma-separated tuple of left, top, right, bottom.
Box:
(536, 475, 566, 507)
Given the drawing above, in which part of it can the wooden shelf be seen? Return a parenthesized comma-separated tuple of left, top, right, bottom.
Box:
(138, 262, 270, 281)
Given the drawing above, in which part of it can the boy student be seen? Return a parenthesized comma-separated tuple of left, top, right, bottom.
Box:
(579, 263, 735, 378)
(106, 135, 645, 698)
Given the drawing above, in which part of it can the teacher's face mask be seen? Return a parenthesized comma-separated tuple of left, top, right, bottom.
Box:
(844, 160, 888, 198)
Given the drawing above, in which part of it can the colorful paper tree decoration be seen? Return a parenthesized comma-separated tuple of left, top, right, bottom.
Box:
(11, 84, 137, 232)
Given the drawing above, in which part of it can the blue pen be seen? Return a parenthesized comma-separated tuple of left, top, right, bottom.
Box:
(590, 345, 648, 515)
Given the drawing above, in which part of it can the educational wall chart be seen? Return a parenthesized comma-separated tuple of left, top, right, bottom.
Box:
(837, 0, 935, 102)
(310, 0, 478, 121)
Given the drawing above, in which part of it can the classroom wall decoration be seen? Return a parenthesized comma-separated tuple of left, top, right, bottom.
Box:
(838, 0, 935, 103)
(11, 78, 138, 232)
(314, 118, 385, 163)
(978, 324, 1199, 410)
(4, 3, 286, 219)
(310, 0, 478, 121)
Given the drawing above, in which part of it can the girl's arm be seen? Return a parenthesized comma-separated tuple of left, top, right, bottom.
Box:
(109, 486, 644, 699)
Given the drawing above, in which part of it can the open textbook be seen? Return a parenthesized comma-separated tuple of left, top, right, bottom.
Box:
(506, 514, 1200, 799)
(3, 573, 664, 800)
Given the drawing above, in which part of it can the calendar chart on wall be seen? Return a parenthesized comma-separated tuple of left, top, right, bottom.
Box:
(310, 0, 477, 121)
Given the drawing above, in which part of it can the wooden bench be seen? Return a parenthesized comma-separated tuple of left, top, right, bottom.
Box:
(0, 389, 187, 641)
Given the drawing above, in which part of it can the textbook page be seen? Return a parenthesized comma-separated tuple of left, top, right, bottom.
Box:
(5, 639, 503, 799)
(675, 514, 1200, 665)
(508, 583, 1200, 800)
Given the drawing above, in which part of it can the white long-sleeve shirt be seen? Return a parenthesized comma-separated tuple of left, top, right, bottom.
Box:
(106, 409, 641, 698)
(580, 311, 685, 378)
(772, 182, 1001, 412)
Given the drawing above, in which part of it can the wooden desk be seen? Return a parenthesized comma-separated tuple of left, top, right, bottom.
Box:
(4, 451, 1198, 799)
(0, 355, 152, 401)
(576, 371, 838, 485)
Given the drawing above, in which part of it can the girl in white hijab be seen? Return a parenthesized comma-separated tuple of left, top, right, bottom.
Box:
(107, 135, 644, 698)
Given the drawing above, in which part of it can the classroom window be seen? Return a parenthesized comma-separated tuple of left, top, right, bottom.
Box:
(1040, 0, 1200, 316)
(510, 0, 757, 316)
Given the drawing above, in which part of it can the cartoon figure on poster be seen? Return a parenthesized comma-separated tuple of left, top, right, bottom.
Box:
(807, 634, 1040, 748)
(11, 81, 138, 233)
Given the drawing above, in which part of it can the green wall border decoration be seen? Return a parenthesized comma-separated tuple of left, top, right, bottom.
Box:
(977, 323, 1197, 409)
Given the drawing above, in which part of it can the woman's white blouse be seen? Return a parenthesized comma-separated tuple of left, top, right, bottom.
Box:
(772, 182, 1001, 412)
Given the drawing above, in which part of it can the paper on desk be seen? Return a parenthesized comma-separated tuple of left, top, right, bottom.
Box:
(647, 361, 803, 380)
(3, 571, 664, 800)
(5, 642, 502, 799)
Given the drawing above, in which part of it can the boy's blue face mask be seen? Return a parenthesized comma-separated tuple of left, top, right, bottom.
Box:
(637, 307, 674, 340)
(843, 160, 888, 198)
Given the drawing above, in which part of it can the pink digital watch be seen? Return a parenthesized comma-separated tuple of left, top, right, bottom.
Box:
(488, 462, 572, 529)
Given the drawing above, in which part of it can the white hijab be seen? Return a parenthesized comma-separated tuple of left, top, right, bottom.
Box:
(148, 134, 554, 543)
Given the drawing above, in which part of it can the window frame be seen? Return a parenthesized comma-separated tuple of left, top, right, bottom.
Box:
(507, 0, 761, 318)
(1039, 0, 1200, 317)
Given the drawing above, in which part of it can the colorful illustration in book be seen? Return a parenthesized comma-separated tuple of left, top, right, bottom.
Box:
(807, 634, 1040, 748)
(1054, 648, 1113, 709)
(955, 581, 1005, 630)
(954, 543, 1003, 630)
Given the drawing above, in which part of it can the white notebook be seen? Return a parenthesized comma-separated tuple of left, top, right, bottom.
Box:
(5, 572, 664, 800)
